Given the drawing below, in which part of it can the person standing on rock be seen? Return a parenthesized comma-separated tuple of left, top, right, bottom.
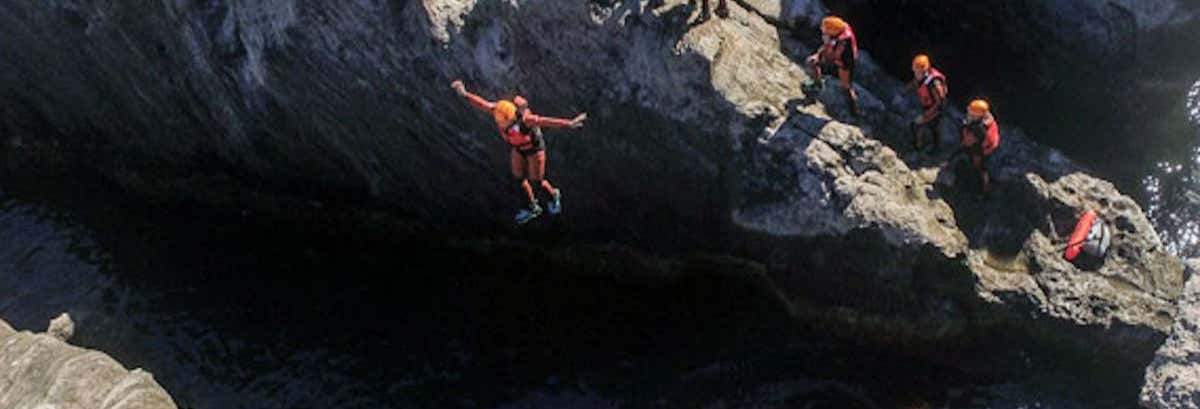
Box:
(908, 54, 948, 153)
(960, 99, 999, 194)
(802, 16, 859, 116)
(451, 80, 587, 225)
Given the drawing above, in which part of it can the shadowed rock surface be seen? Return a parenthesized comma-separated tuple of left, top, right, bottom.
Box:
(0, 0, 1189, 401)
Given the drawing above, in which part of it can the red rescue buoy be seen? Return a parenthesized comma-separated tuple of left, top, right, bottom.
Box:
(1064, 210, 1098, 261)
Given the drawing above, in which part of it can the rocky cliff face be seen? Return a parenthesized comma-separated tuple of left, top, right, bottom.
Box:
(820, 0, 1200, 202)
(0, 0, 1187, 389)
(0, 315, 176, 409)
(1142, 258, 1200, 409)
(0, 0, 744, 246)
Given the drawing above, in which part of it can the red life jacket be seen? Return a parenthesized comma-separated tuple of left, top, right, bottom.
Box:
(820, 26, 858, 62)
(500, 115, 538, 151)
(1064, 210, 1111, 261)
(961, 114, 1000, 155)
(917, 68, 947, 108)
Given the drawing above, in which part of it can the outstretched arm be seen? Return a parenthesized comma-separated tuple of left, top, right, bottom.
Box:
(451, 80, 494, 113)
(526, 112, 587, 129)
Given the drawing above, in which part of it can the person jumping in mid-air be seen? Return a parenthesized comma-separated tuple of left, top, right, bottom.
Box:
(960, 99, 1000, 194)
(451, 80, 587, 225)
(803, 16, 860, 116)
(908, 54, 948, 153)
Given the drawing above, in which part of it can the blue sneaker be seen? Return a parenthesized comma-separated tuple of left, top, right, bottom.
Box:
(515, 204, 543, 225)
(547, 189, 563, 215)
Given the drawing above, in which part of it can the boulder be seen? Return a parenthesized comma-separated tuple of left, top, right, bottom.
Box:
(0, 317, 177, 409)
(1141, 259, 1200, 409)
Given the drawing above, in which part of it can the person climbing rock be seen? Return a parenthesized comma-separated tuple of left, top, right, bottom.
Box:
(960, 99, 999, 194)
(803, 16, 859, 116)
(690, 0, 729, 23)
(451, 80, 587, 225)
(908, 54, 947, 153)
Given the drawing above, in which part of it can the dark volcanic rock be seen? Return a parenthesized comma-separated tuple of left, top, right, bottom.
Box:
(0, 0, 1187, 382)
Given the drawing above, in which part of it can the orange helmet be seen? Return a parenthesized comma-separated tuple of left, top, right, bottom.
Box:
(912, 54, 931, 71)
(821, 16, 847, 36)
(968, 99, 990, 116)
(493, 100, 517, 127)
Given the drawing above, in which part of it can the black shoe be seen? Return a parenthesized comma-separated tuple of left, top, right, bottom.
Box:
(715, 4, 729, 18)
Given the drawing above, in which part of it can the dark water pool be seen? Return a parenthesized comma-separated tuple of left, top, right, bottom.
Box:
(0, 177, 1128, 409)
(1142, 78, 1200, 257)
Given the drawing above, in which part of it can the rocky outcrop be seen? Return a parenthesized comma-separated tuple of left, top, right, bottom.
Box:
(1141, 258, 1200, 409)
(736, 117, 968, 256)
(0, 0, 1185, 381)
(0, 315, 177, 409)
(730, 0, 1183, 361)
(1001, 174, 1181, 321)
(737, 111, 1181, 360)
(975, 174, 1182, 352)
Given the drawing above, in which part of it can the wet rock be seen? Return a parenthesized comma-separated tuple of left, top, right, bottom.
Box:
(1141, 258, 1200, 409)
(0, 316, 177, 409)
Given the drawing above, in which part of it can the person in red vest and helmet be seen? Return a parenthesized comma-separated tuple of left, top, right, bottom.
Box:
(451, 80, 587, 225)
(960, 99, 1000, 194)
(909, 54, 948, 153)
(803, 16, 860, 116)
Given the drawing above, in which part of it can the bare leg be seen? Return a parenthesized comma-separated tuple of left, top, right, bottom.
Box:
(511, 150, 536, 207)
(839, 68, 858, 116)
(911, 119, 924, 150)
(520, 180, 537, 206)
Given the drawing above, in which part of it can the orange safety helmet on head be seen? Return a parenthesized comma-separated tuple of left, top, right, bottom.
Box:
(821, 16, 847, 36)
(968, 99, 990, 116)
(493, 100, 517, 127)
(912, 54, 931, 71)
